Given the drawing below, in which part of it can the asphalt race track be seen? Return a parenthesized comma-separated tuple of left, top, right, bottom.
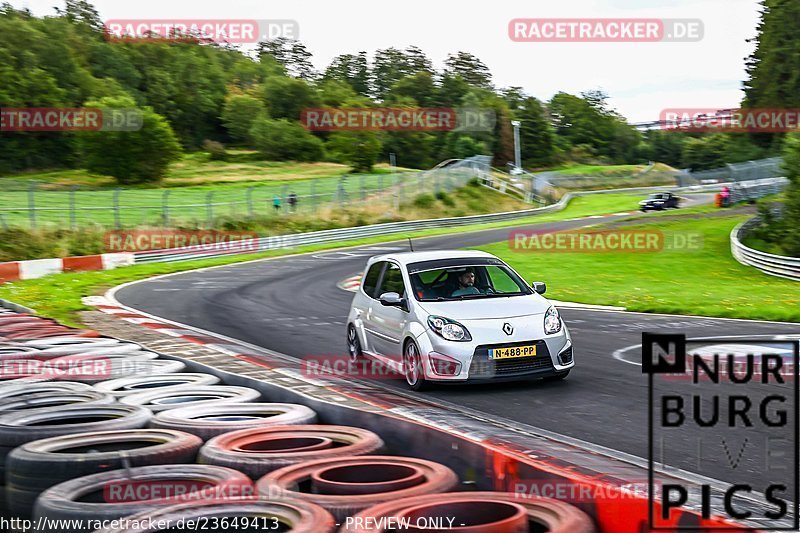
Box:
(116, 197, 800, 488)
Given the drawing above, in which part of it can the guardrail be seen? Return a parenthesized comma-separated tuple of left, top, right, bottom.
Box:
(133, 181, 744, 264)
(730, 217, 800, 281)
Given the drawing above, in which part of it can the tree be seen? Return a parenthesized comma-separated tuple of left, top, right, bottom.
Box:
(249, 116, 324, 161)
(516, 97, 557, 167)
(323, 52, 370, 96)
(326, 131, 383, 172)
(261, 76, 318, 120)
(372, 47, 433, 99)
(78, 97, 182, 184)
(681, 135, 728, 170)
(385, 72, 436, 107)
(444, 52, 492, 89)
(780, 132, 800, 255)
(257, 38, 316, 80)
(221, 93, 266, 144)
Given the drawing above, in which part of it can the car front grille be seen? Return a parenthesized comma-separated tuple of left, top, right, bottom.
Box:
(469, 340, 554, 378)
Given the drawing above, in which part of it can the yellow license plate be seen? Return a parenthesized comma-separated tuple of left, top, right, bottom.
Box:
(490, 345, 537, 360)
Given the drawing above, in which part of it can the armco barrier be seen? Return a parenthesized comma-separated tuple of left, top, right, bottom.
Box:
(731, 217, 800, 280)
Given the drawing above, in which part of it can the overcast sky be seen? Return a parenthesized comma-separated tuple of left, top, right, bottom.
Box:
(11, 0, 762, 122)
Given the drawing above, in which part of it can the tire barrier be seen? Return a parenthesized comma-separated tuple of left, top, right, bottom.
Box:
(95, 373, 222, 398)
(0, 390, 115, 413)
(0, 382, 92, 399)
(6, 429, 203, 518)
(93, 497, 336, 533)
(121, 386, 261, 413)
(33, 464, 253, 532)
(198, 425, 384, 479)
(0, 404, 151, 489)
(340, 492, 596, 533)
(256, 456, 459, 521)
(68, 359, 187, 385)
(150, 402, 318, 440)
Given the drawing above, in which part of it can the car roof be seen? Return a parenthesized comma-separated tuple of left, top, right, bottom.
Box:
(369, 250, 497, 266)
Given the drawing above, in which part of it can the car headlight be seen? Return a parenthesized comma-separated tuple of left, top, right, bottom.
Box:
(544, 306, 562, 335)
(428, 316, 472, 342)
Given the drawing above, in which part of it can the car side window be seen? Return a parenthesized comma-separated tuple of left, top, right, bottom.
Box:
(377, 263, 406, 298)
(362, 262, 385, 298)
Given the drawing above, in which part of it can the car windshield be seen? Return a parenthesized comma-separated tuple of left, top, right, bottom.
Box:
(408, 263, 531, 302)
(649, 194, 667, 200)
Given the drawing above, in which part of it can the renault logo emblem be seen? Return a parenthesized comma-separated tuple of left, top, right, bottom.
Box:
(502, 323, 514, 335)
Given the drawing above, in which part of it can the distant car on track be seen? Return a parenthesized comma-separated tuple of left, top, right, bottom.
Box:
(639, 192, 680, 211)
(346, 250, 574, 390)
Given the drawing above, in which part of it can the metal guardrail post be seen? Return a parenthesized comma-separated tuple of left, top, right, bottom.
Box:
(28, 183, 36, 230)
(113, 188, 122, 229)
(206, 191, 214, 226)
(246, 187, 255, 218)
(69, 185, 77, 230)
(162, 190, 171, 226)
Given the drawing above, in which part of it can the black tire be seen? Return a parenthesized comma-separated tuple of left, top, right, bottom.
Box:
(0, 405, 151, 486)
(347, 324, 363, 362)
(33, 465, 253, 531)
(72, 359, 186, 385)
(198, 425, 384, 479)
(121, 386, 261, 413)
(92, 498, 336, 533)
(402, 339, 429, 391)
(7, 429, 202, 518)
(0, 405, 153, 449)
(0, 382, 92, 400)
(0, 391, 115, 414)
(95, 373, 221, 398)
(544, 369, 571, 381)
(150, 402, 318, 440)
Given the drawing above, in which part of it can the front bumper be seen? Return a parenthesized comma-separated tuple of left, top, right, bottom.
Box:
(415, 322, 573, 382)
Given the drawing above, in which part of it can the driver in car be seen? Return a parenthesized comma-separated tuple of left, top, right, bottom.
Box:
(451, 268, 481, 297)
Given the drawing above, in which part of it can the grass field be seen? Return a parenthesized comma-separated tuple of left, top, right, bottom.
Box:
(479, 215, 800, 322)
(0, 190, 665, 325)
(0, 151, 422, 228)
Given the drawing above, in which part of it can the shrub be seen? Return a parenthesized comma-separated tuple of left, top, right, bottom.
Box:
(202, 140, 227, 161)
(249, 116, 324, 162)
(78, 96, 182, 185)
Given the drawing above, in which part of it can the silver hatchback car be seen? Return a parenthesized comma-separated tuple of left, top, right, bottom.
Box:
(346, 250, 574, 390)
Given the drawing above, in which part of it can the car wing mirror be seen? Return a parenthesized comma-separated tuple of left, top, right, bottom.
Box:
(531, 282, 547, 294)
(379, 292, 408, 310)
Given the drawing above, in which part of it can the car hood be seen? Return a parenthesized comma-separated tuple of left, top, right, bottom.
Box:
(415, 294, 552, 320)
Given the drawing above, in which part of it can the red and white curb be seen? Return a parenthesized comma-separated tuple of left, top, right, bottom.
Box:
(338, 274, 363, 292)
(0, 253, 134, 284)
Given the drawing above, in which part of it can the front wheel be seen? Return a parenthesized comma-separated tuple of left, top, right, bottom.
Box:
(403, 340, 429, 391)
(347, 324, 363, 362)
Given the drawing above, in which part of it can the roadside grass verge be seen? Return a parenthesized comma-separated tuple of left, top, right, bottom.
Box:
(1, 151, 408, 188)
(0, 191, 661, 325)
(479, 215, 800, 322)
(0, 183, 532, 261)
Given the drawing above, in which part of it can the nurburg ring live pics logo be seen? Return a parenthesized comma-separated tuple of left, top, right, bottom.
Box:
(643, 332, 799, 530)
